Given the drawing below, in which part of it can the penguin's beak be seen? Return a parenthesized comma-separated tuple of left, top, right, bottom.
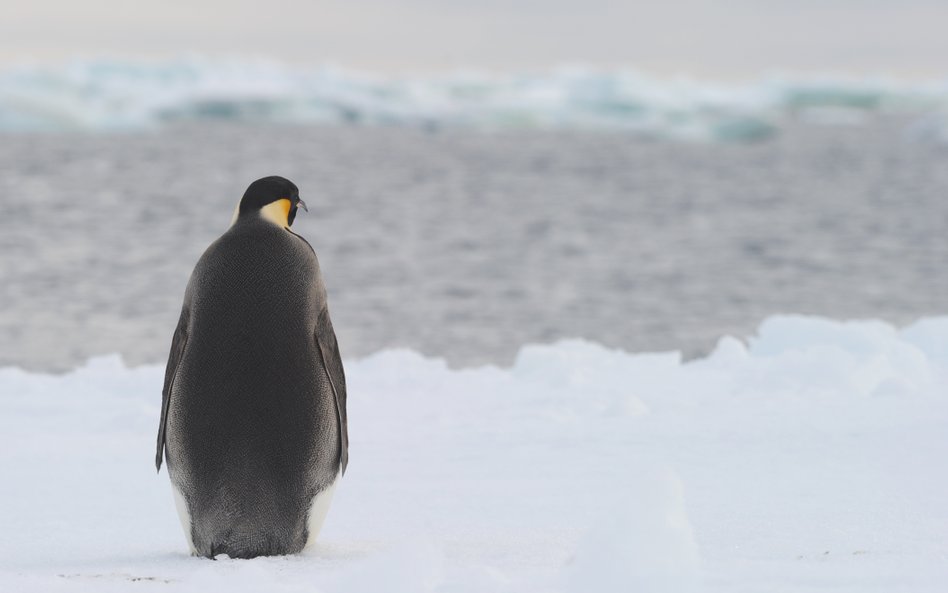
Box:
(296, 198, 308, 212)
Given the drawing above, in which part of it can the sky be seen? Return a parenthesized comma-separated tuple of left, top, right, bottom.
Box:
(2, 0, 947, 78)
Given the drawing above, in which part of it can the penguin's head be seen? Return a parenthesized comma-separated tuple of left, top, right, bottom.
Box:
(236, 176, 308, 228)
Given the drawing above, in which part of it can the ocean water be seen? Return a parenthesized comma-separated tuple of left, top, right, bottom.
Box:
(1, 119, 946, 371)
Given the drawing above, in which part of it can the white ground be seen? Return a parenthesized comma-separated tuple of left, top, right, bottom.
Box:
(0, 315, 946, 592)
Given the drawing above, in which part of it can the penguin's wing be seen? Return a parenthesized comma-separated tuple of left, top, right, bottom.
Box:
(156, 306, 189, 472)
(316, 308, 348, 475)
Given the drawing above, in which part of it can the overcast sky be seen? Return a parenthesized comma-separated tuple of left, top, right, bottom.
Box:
(2, 0, 946, 78)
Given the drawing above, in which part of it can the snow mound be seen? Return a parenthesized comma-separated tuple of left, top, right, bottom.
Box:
(0, 315, 946, 592)
(2, 59, 948, 140)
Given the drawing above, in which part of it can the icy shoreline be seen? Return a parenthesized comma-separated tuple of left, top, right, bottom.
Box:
(1, 315, 946, 592)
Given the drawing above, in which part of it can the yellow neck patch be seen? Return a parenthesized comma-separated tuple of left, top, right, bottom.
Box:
(259, 198, 292, 228)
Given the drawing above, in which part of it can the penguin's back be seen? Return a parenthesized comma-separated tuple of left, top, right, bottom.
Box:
(166, 219, 340, 558)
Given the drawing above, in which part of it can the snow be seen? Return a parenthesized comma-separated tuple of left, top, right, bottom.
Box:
(2, 58, 948, 140)
(0, 315, 946, 592)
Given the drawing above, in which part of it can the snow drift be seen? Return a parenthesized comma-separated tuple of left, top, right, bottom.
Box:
(0, 315, 946, 592)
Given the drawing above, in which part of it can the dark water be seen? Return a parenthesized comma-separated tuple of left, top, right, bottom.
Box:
(1, 121, 946, 372)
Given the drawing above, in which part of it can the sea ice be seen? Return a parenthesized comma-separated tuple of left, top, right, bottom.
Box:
(2, 59, 946, 140)
(0, 315, 945, 591)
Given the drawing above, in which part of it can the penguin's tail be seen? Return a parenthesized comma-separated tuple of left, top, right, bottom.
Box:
(205, 531, 291, 559)
(194, 507, 307, 559)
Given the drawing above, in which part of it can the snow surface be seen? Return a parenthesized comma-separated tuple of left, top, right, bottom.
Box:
(0, 315, 946, 592)
(2, 59, 948, 140)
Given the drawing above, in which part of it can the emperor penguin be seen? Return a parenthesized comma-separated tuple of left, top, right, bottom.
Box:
(155, 176, 348, 559)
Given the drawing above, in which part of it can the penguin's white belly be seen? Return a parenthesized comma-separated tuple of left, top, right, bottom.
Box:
(304, 474, 340, 549)
(171, 484, 198, 555)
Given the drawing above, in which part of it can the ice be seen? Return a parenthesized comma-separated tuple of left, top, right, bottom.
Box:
(2, 59, 947, 140)
(0, 315, 946, 591)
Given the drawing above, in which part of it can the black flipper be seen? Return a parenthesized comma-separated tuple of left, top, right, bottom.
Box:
(156, 306, 189, 472)
(316, 308, 348, 475)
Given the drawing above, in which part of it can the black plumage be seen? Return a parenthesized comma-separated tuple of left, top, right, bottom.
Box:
(155, 177, 347, 558)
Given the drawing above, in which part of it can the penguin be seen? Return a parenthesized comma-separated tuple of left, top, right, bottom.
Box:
(155, 176, 348, 559)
